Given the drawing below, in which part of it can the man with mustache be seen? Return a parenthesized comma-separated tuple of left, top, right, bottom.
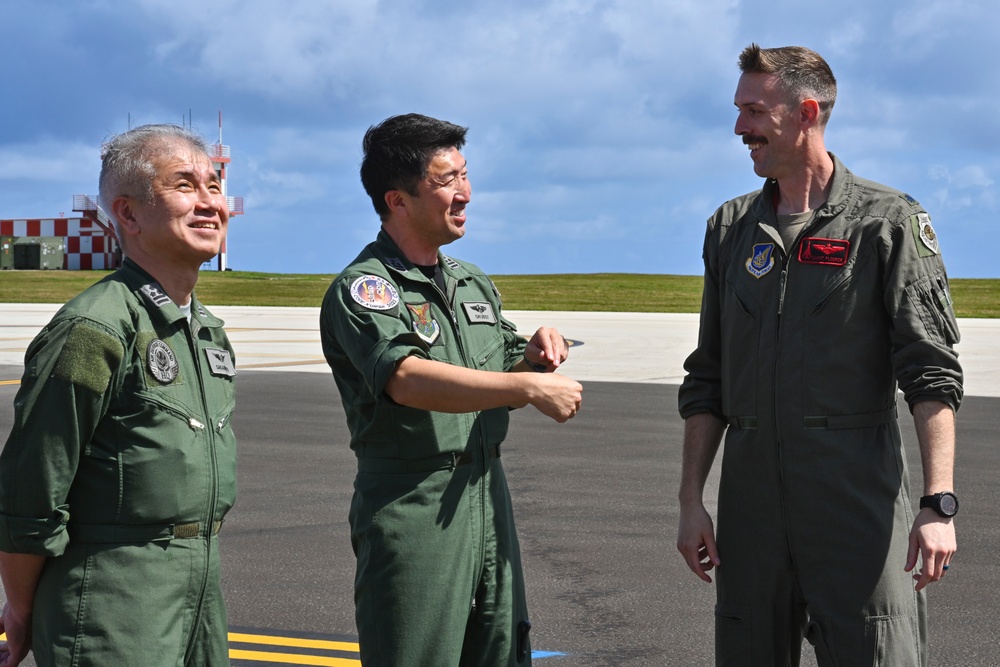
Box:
(676, 45, 962, 666)
(321, 113, 583, 666)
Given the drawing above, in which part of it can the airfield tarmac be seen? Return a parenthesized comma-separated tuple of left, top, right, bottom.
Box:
(1, 304, 997, 666)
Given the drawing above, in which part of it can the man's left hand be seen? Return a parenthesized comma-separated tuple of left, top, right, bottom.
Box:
(524, 327, 569, 372)
(905, 508, 956, 592)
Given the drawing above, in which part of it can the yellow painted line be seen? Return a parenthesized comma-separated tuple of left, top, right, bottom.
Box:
(228, 632, 357, 652)
(0, 380, 20, 386)
(228, 648, 359, 666)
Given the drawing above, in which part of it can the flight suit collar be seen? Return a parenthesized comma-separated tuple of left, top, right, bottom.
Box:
(372, 228, 472, 282)
(752, 152, 855, 222)
(119, 258, 224, 330)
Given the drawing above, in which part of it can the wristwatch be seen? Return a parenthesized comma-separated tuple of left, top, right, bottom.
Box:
(920, 492, 959, 518)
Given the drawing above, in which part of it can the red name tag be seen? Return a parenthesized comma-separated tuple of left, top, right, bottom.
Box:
(799, 237, 850, 266)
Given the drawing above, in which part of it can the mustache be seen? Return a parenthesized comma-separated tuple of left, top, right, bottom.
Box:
(743, 135, 768, 146)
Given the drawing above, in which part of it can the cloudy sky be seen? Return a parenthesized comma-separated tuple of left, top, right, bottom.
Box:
(2, 0, 997, 277)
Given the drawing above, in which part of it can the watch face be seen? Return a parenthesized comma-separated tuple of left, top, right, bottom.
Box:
(940, 493, 958, 516)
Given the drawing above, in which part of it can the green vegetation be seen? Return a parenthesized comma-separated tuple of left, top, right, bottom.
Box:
(0, 270, 997, 317)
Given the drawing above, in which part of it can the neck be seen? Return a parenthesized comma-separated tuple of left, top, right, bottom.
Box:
(382, 222, 439, 266)
(774, 149, 834, 215)
(127, 254, 198, 306)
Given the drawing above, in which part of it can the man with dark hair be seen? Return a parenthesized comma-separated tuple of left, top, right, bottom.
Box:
(321, 113, 583, 665)
(0, 124, 237, 667)
(676, 45, 962, 665)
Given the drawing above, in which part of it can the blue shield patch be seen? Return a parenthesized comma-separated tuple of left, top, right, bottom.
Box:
(746, 243, 776, 279)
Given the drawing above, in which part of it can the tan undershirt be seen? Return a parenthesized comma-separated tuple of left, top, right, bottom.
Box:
(775, 210, 815, 253)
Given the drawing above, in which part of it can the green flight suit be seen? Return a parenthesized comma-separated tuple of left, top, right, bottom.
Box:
(679, 155, 963, 666)
(0, 258, 238, 667)
(320, 229, 533, 666)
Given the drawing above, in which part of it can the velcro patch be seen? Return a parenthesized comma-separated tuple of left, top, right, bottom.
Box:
(462, 301, 497, 324)
(349, 275, 399, 311)
(53, 323, 124, 394)
(799, 237, 850, 266)
(140, 283, 172, 308)
(205, 347, 236, 377)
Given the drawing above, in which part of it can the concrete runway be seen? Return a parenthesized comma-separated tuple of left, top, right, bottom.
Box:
(1, 305, 998, 666)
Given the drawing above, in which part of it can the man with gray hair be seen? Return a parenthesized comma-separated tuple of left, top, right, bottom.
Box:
(677, 45, 962, 665)
(0, 124, 237, 666)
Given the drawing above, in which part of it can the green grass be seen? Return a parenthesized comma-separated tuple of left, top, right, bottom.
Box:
(0, 270, 997, 317)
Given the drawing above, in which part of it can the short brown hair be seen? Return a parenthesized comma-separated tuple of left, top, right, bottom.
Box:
(739, 44, 837, 125)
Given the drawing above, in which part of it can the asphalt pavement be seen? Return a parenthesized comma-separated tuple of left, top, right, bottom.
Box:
(0, 304, 997, 666)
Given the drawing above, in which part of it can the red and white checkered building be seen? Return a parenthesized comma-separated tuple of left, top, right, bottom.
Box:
(2, 116, 243, 271)
(0, 211, 119, 270)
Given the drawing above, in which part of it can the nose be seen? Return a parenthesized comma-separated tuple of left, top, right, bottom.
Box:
(457, 174, 471, 201)
(734, 112, 747, 136)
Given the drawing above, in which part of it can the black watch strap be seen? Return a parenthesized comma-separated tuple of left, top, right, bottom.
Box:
(920, 492, 959, 518)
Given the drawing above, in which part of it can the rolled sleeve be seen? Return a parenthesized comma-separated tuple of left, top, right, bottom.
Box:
(883, 212, 964, 412)
(0, 506, 71, 556)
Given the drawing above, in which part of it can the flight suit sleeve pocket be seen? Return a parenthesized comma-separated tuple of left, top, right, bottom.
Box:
(904, 274, 960, 346)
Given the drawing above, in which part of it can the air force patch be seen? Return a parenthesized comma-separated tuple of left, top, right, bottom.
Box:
(147, 339, 179, 384)
(350, 275, 400, 311)
(911, 213, 940, 256)
(406, 302, 441, 344)
(746, 243, 776, 279)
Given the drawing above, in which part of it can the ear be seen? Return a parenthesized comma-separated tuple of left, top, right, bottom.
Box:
(800, 99, 821, 127)
(384, 190, 409, 218)
(111, 196, 141, 237)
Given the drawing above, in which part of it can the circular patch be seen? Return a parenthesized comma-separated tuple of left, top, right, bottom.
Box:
(147, 339, 179, 384)
(350, 275, 399, 311)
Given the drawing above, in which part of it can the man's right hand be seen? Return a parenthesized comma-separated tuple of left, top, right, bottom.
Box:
(528, 373, 583, 423)
(677, 503, 721, 583)
(0, 602, 31, 667)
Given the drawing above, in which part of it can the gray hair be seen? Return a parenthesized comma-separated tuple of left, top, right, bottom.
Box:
(98, 124, 211, 239)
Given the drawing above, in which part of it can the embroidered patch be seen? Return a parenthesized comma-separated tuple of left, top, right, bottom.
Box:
(147, 339, 179, 384)
(799, 237, 850, 266)
(462, 301, 497, 324)
(910, 213, 939, 256)
(205, 347, 236, 377)
(384, 256, 407, 272)
(349, 275, 399, 311)
(140, 283, 172, 308)
(745, 243, 776, 278)
(406, 302, 441, 344)
(442, 255, 461, 271)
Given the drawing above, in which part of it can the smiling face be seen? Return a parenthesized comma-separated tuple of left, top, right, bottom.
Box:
(733, 72, 804, 180)
(399, 146, 471, 249)
(120, 140, 229, 268)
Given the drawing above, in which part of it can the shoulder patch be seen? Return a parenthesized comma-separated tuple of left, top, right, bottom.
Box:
(442, 255, 461, 271)
(53, 323, 124, 394)
(349, 275, 400, 311)
(901, 193, 919, 206)
(910, 213, 940, 257)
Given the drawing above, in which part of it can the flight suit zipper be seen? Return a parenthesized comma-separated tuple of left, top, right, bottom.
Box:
(182, 316, 221, 663)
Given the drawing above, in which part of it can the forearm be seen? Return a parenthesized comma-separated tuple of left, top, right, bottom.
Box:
(386, 356, 537, 413)
(912, 400, 956, 494)
(0, 552, 46, 615)
(679, 412, 726, 506)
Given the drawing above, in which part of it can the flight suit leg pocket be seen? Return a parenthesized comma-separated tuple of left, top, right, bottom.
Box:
(714, 604, 752, 666)
(865, 613, 922, 667)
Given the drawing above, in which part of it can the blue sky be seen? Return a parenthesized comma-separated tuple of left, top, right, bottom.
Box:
(1, 0, 997, 277)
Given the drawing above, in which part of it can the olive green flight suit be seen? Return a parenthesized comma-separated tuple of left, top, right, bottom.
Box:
(679, 155, 963, 666)
(320, 229, 533, 666)
(0, 258, 238, 667)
